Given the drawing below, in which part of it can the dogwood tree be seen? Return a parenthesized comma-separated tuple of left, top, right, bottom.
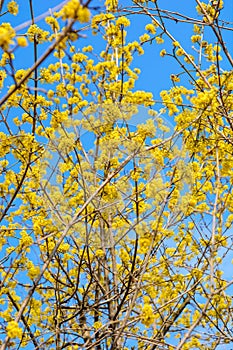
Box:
(0, 0, 233, 349)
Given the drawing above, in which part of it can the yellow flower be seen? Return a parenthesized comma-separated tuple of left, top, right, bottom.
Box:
(184, 54, 194, 64)
(193, 24, 201, 33)
(140, 33, 150, 43)
(176, 48, 184, 56)
(58, 243, 70, 253)
(27, 261, 40, 279)
(17, 36, 28, 47)
(105, 0, 118, 11)
(93, 321, 102, 329)
(0, 70, 6, 88)
(47, 89, 54, 98)
(156, 36, 164, 44)
(191, 35, 201, 43)
(45, 16, 60, 31)
(78, 6, 90, 23)
(170, 74, 180, 82)
(7, 0, 18, 15)
(116, 16, 130, 27)
(141, 303, 155, 327)
(139, 237, 151, 254)
(6, 321, 22, 339)
(145, 23, 156, 34)
(173, 40, 180, 47)
(61, 0, 90, 22)
(82, 45, 93, 52)
(95, 249, 105, 257)
(20, 230, 33, 247)
(160, 49, 166, 57)
(27, 24, 49, 44)
(0, 23, 15, 50)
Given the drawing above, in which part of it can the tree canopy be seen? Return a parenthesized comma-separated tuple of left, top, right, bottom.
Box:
(0, 0, 233, 349)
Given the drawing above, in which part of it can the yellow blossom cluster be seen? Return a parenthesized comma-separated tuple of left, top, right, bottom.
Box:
(16, 36, 28, 47)
(141, 299, 155, 327)
(45, 16, 60, 32)
(160, 86, 194, 116)
(0, 0, 232, 349)
(6, 321, 22, 339)
(61, 0, 90, 22)
(27, 24, 49, 43)
(7, 0, 18, 15)
(0, 23, 15, 50)
(196, 0, 224, 21)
